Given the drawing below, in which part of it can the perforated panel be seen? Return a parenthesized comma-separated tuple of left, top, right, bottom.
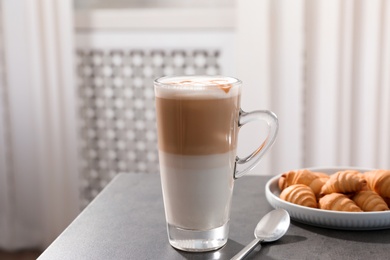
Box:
(76, 49, 221, 206)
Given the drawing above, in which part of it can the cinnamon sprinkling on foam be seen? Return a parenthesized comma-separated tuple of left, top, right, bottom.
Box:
(178, 81, 193, 84)
(212, 82, 233, 93)
(209, 80, 233, 93)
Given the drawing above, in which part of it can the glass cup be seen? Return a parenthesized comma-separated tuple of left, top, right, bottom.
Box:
(154, 75, 278, 252)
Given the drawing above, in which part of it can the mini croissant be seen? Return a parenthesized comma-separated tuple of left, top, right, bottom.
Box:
(320, 170, 366, 195)
(352, 190, 389, 211)
(278, 169, 329, 197)
(310, 177, 329, 198)
(384, 197, 390, 208)
(319, 193, 362, 212)
(364, 170, 390, 198)
(280, 184, 318, 208)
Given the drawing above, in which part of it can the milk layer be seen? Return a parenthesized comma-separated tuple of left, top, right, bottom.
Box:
(159, 150, 236, 230)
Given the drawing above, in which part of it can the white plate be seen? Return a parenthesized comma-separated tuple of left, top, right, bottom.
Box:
(265, 167, 390, 230)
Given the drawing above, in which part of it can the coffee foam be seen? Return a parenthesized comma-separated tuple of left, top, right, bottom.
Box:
(155, 76, 241, 99)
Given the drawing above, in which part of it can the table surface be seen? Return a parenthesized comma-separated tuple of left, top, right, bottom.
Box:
(39, 173, 390, 260)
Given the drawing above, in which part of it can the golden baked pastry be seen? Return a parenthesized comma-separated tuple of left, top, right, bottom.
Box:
(352, 190, 389, 211)
(310, 177, 329, 198)
(319, 193, 362, 212)
(384, 197, 390, 208)
(313, 171, 331, 179)
(364, 170, 390, 198)
(320, 170, 366, 195)
(278, 169, 329, 197)
(280, 184, 318, 208)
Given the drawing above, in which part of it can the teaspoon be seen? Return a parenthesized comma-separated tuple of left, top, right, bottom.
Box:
(231, 208, 290, 260)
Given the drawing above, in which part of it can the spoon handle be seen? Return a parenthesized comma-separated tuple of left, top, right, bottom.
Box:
(230, 238, 262, 260)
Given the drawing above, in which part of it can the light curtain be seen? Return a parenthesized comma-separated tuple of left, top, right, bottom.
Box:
(237, 0, 390, 175)
(0, 0, 79, 250)
(303, 0, 390, 169)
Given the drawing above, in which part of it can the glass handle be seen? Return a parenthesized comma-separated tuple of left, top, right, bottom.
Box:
(234, 109, 278, 179)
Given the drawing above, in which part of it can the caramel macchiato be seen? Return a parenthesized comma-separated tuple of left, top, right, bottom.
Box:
(155, 76, 240, 230)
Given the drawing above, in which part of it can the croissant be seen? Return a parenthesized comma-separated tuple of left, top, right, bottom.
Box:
(352, 190, 389, 211)
(319, 193, 362, 212)
(314, 171, 331, 179)
(364, 170, 390, 198)
(280, 184, 318, 208)
(310, 177, 329, 198)
(320, 170, 366, 195)
(384, 197, 390, 208)
(278, 169, 329, 197)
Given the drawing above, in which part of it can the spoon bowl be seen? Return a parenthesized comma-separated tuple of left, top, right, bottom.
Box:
(231, 209, 290, 260)
(255, 208, 290, 241)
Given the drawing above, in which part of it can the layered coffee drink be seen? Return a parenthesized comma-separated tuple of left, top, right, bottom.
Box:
(155, 75, 280, 252)
(155, 75, 278, 251)
(155, 76, 241, 233)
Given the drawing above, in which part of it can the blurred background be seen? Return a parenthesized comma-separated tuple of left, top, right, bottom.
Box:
(0, 0, 389, 257)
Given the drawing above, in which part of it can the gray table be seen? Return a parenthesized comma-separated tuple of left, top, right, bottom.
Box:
(39, 173, 390, 260)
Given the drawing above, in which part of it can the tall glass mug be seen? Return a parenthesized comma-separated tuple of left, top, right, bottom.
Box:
(154, 75, 278, 252)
